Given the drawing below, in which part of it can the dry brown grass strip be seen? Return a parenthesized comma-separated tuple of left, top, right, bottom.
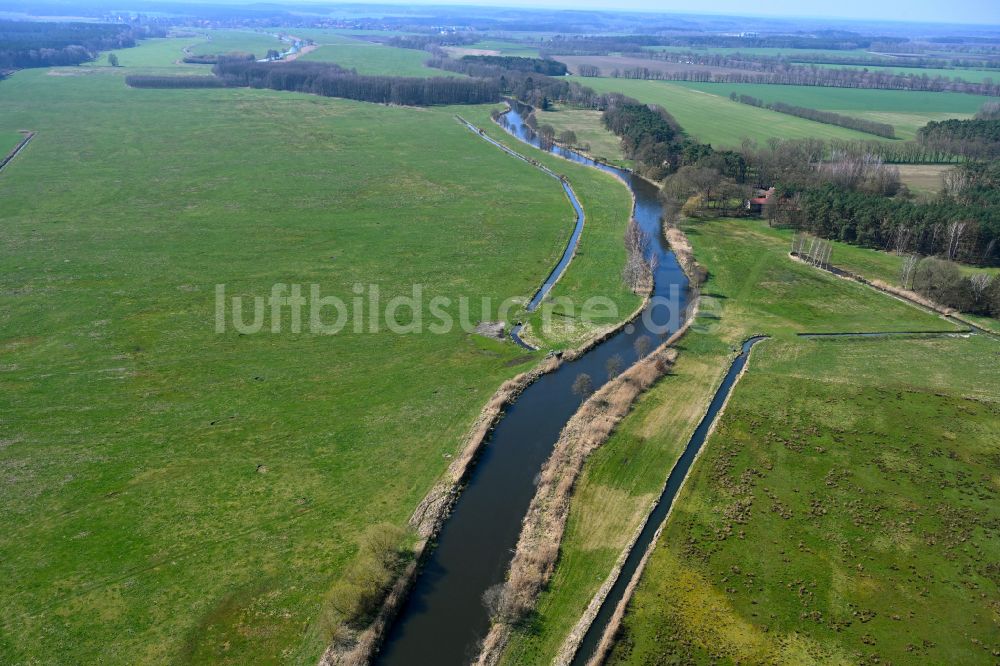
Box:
(475, 335, 688, 665)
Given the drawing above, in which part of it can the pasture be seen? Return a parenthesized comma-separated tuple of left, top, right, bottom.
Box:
(568, 77, 889, 147)
(497, 217, 961, 665)
(609, 332, 999, 665)
(0, 38, 623, 663)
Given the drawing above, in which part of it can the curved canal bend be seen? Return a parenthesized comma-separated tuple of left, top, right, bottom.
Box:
(376, 106, 691, 665)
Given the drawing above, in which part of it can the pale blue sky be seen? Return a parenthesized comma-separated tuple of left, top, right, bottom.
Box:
(366, 0, 1000, 25)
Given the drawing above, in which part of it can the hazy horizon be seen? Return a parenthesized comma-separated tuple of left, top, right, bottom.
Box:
(275, 0, 1000, 26)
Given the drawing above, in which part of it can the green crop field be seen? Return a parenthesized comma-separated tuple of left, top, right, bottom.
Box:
(299, 34, 458, 77)
(609, 332, 999, 665)
(497, 217, 965, 665)
(568, 77, 891, 148)
(674, 81, 997, 140)
(0, 36, 640, 663)
(808, 63, 1000, 83)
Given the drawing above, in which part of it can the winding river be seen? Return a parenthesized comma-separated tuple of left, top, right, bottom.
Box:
(376, 105, 691, 665)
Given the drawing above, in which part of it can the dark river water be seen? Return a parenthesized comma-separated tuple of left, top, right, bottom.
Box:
(376, 105, 691, 665)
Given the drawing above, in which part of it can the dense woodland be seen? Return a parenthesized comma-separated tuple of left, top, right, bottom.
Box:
(0, 20, 159, 68)
(211, 60, 500, 105)
(730, 93, 896, 138)
(460, 55, 566, 76)
(917, 118, 1000, 159)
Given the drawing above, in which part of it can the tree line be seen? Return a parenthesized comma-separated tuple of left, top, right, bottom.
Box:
(601, 62, 1000, 96)
(0, 19, 160, 69)
(211, 60, 500, 106)
(460, 55, 566, 76)
(126, 75, 228, 88)
(917, 118, 1000, 160)
(730, 93, 896, 138)
(601, 101, 716, 180)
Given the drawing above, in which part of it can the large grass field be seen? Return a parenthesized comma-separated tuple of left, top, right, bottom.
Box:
(1, 130, 23, 156)
(609, 332, 999, 665)
(0, 37, 639, 663)
(497, 217, 965, 665)
(674, 81, 997, 140)
(534, 104, 631, 168)
(186, 29, 285, 58)
(461, 39, 541, 57)
(298, 34, 456, 77)
(460, 106, 640, 348)
(568, 77, 892, 148)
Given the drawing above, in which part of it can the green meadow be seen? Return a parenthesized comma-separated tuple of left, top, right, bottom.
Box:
(0, 37, 639, 663)
(461, 106, 640, 348)
(674, 81, 996, 140)
(463, 39, 542, 57)
(568, 77, 891, 148)
(610, 332, 999, 665)
(187, 29, 285, 57)
(534, 104, 631, 168)
(1, 130, 22, 155)
(498, 217, 964, 665)
(299, 34, 456, 77)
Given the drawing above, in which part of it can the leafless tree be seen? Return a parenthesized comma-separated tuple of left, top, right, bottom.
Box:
(970, 273, 993, 304)
(605, 354, 624, 379)
(900, 254, 920, 290)
(622, 218, 650, 292)
(571, 373, 594, 398)
(946, 220, 968, 261)
(633, 335, 651, 359)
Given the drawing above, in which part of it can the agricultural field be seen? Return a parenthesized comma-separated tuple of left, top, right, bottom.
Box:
(497, 217, 964, 665)
(568, 77, 888, 147)
(674, 81, 997, 139)
(641, 46, 873, 58)
(299, 34, 456, 77)
(463, 38, 542, 57)
(809, 63, 1000, 83)
(534, 104, 631, 167)
(0, 38, 634, 664)
(609, 332, 999, 665)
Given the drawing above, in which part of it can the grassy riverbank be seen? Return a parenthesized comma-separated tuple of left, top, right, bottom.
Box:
(462, 106, 641, 350)
(0, 40, 614, 663)
(497, 217, 962, 664)
(610, 332, 999, 664)
(534, 104, 632, 169)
